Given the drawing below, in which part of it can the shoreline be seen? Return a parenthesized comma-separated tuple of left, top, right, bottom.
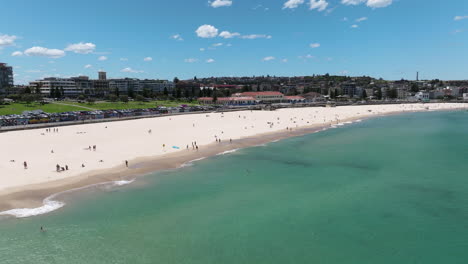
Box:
(0, 104, 466, 218)
(0, 120, 336, 216)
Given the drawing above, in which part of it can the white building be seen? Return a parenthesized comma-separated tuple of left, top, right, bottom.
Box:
(414, 91, 430, 102)
(463, 93, 468, 101)
(30, 78, 83, 96)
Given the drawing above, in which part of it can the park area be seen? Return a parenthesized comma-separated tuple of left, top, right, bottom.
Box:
(0, 100, 200, 116)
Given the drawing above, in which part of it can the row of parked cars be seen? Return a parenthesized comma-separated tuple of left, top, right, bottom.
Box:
(0, 106, 214, 127)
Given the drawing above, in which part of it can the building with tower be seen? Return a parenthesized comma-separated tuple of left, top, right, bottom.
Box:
(0, 63, 14, 94)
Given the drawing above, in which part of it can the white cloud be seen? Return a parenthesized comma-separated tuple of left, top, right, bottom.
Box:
(262, 56, 275, 61)
(343, 17, 349, 21)
(98, 56, 108, 61)
(283, 0, 304, 9)
(454, 16, 468, 21)
(210, 0, 232, 8)
(25, 69, 43, 73)
(185, 58, 198, 63)
(11, 51, 23, 56)
(241, 34, 272, 39)
(299, 54, 315, 60)
(24, 47, 65, 58)
(356, 17, 368, 22)
(143, 57, 153, 61)
(120, 58, 128, 61)
(171, 34, 184, 41)
(0, 34, 17, 47)
(341, 0, 391, 8)
(212, 43, 223, 47)
(121, 67, 143, 73)
(341, 0, 365, 5)
(309, 0, 328, 11)
(282, 58, 288, 63)
(196, 25, 219, 38)
(200, 48, 206, 52)
(310, 43, 320, 48)
(206, 58, 215, 63)
(219, 31, 241, 38)
(64, 42, 96, 54)
(351, 24, 359, 28)
(84, 64, 93, 69)
(366, 0, 392, 8)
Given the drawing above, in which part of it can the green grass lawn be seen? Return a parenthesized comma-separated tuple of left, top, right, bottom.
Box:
(70, 100, 199, 110)
(0, 101, 200, 116)
(0, 103, 86, 115)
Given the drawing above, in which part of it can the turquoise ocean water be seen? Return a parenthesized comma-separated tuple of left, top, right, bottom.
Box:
(1, 111, 468, 263)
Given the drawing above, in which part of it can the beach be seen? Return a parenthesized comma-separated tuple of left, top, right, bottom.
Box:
(0, 103, 465, 214)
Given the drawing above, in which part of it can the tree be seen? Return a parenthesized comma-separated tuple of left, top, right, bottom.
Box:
(410, 83, 420, 93)
(361, 89, 367, 99)
(24, 87, 32, 94)
(128, 88, 135, 98)
(21, 94, 35, 104)
(120, 95, 129, 103)
(213, 88, 218, 103)
(77, 95, 86, 101)
(173, 77, 180, 84)
(108, 94, 118, 102)
(163, 87, 169, 96)
(135, 94, 145, 102)
(86, 97, 96, 104)
(142, 86, 152, 98)
(388, 89, 398, 99)
(176, 89, 182, 98)
(376, 88, 383, 100)
(35, 84, 42, 94)
(114, 87, 120, 97)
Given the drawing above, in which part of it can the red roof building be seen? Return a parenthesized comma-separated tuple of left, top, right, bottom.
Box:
(239, 91, 284, 103)
(198, 96, 256, 105)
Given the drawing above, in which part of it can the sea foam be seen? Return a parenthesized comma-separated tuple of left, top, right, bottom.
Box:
(217, 149, 239, 155)
(0, 179, 136, 219)
(180, 157, 206, 168)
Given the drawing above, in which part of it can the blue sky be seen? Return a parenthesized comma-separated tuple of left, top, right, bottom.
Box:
(1, 0, 467, 84)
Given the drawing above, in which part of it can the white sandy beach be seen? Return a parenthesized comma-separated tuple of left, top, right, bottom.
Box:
(0, 103, 465, 198)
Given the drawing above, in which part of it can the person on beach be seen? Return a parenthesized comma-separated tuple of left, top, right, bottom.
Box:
(125, 160, 128, 167)
(196, 145, 199, 151)
(23, 161, 28, 169)
(65, 165, 69, 170)
(82, 164, 85, 168)
(40, 226, 45, 232)
(56, 164, 60, 172)
(230, 138, 232, 143)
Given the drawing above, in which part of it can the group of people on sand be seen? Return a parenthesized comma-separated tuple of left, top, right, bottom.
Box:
(56, 164, 69, 172)
(83, 145, 97, 151)
(45, 128, 59, 133)
(187, 141, 199, 151)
